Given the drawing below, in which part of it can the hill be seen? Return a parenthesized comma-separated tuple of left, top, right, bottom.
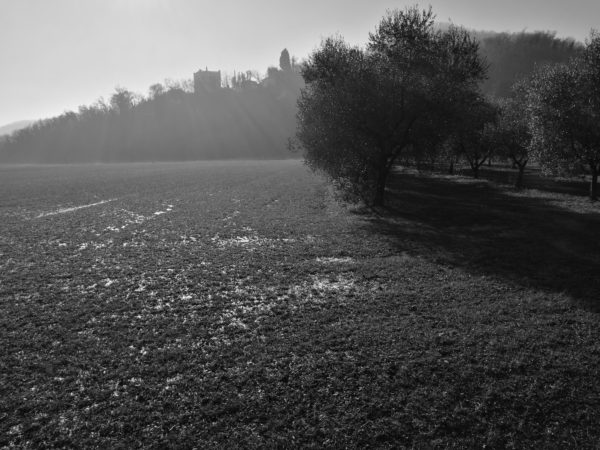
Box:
(476, 30, 582, 97)
(436, 23, 582, 98)
(0, 68, 303, 163)
(0, 120, 34, 136)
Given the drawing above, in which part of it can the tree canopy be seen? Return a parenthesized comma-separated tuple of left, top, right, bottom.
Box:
(279, 48, 292, 72)
(295, 7, 487, 206)
(527, 31, 600, 199)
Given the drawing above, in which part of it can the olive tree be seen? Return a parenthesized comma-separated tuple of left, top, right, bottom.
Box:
(490, 96, 532, 188)
(527, 31, 600, 200)
(295, 7, 486, 206)
(450, 92, 498, 179)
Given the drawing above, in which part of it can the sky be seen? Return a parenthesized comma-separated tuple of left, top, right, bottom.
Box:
(1, 0, 599, 126)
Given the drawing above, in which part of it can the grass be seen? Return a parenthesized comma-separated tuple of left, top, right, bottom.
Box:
(1, 160, 599, 448)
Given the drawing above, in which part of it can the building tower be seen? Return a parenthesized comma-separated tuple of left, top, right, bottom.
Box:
(194, 68, 221, 93)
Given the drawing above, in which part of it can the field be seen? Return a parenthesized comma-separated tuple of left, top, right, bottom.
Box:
(1, 160, 600, 448)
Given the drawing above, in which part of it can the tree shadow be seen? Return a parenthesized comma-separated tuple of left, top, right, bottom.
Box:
(360, 172, 600, 310)
(455, 165, 590, 197)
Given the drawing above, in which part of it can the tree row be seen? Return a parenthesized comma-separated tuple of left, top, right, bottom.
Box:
(294, 7, 600, 204)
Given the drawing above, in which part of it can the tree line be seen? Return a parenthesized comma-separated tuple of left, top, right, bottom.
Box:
(294, 6, 599, 205)
(0, 51, 303, 163)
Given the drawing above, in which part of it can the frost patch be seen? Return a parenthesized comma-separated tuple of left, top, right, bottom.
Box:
(222, 210, 240, 222)
(212, 274, 361, 333)
(101, 278, 117, 287)
(284, 275, 359, 305)
(47, 239, 68, 247)
(178, 235, 198, 245)
(228, 317, 248, 329)
(154, 204, 173, 215)
(92, 240, 113, 250)
(8, 424, 23, 436)
(134, 276, 147, 292)
(309, 275, 356, 291)
(98, 204, 173, 235)
(211, 232, 296, 251)
(36, 199, 116, 218)
(316, 256, 355, 264)
(117, 209, 147, 225)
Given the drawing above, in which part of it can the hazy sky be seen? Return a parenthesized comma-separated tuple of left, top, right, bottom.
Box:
(1, 0, 599, 125)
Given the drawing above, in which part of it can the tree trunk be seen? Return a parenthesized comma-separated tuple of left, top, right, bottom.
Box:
(428, 157, 436, 172)
(591, 170, 598, 201)
(448, 159, 454, 175)
(372, 166, 390, 207)
(373, 181, 386, 207)
(470, 161, 479, 179)
(516, 165, 525, 189)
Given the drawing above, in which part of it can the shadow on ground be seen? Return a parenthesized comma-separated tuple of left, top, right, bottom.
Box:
(361, 171, 600, 310)
(456, 165, 591, 197)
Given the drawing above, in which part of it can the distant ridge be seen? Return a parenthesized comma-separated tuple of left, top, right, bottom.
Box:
(0, 120, 34, 136)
